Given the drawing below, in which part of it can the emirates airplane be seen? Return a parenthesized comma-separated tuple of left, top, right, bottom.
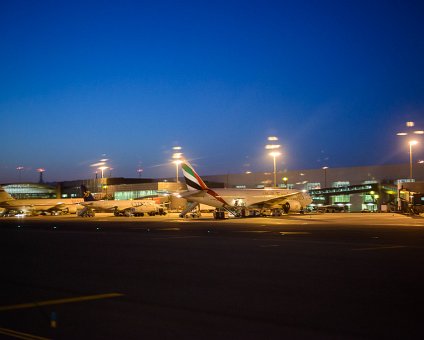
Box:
(178, 161, 312, 218)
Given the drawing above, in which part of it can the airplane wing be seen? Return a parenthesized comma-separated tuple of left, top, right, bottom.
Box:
(255, 191, 307, 207)
(46, 202, 68, 211)
(174, 190, 204, 199)
(27, 202, 70, 213)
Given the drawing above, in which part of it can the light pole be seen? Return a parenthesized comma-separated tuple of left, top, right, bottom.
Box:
(397, 121, 422, 179)
(98, 166, 108, 198)
(98, 166, 108, 178)
(90, 158, 109, 182)
(16, 166, 24, 182)
(137, 168, 143, 178)
(322, 166, 328, 188)
(172, 146, 183, 183)
(269, 151, 281, 187)
(174, 160, 182, 183)
(37, 168, 45, 183)
(409, 140, 418, 179)
(266, 136, 281, 188)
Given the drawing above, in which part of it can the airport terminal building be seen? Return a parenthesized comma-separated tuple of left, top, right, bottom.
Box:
(201, 163, 424, 212)
(2, 163, 423, 212)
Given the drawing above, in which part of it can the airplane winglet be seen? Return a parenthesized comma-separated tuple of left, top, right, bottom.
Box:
(80, 185, 96, 201)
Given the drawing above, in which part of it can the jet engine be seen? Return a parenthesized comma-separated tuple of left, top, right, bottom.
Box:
(282, 200, 303, 213)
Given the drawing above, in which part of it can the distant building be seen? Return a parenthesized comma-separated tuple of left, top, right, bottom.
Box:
(2, 183, 58, 199)
(2, 163, 423, 212)
(200, 163, 424, 212)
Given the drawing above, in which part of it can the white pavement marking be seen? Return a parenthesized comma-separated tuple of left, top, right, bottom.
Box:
(352, 245, 408, 251)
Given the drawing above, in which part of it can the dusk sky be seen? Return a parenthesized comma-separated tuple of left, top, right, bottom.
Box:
(1, 0, 423, 183)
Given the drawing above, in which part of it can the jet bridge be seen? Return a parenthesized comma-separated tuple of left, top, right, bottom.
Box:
(308, 183, 388, 211)
(308, 183, 380, 197)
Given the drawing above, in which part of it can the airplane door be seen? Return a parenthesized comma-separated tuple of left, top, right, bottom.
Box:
(233, 198, 246, 207)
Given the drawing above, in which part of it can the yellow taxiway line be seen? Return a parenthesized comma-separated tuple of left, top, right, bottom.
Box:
(0, 293, 123, 339)
(0, 293, 124, 312)
(0, 327, 50, 340)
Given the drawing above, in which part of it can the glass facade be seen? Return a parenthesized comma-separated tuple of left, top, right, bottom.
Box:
(331, 182, 350, 205)
(3, 183, 57, 199)
(306, 182, 321, 190)
(115, 190, 158, 200)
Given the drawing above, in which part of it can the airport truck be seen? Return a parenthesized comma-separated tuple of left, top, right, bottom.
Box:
(399, 191, 424, 215)
(410, 193, 424, 215)
(113, 203, 167, 217)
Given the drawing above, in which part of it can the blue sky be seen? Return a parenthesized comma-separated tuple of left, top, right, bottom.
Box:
(1, 0, 423, 182)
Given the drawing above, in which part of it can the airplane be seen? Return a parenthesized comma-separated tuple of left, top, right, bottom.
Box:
(79, 185, 166, 217)
(0, 185, 83, 216)
(178, 160, 312, 218)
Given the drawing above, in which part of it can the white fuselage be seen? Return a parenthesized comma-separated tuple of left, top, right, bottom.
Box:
(186, 188, 312, 210)
(80, 199, 158, 213)
(0, 198, 84, 215)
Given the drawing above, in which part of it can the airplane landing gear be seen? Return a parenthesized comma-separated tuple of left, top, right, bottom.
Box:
(78, 207, 95, 217)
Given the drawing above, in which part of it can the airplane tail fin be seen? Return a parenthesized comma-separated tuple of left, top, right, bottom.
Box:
(0, 186, 14, 202)
(181, 161, 209, 191)
(81, 185, 96, 201)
